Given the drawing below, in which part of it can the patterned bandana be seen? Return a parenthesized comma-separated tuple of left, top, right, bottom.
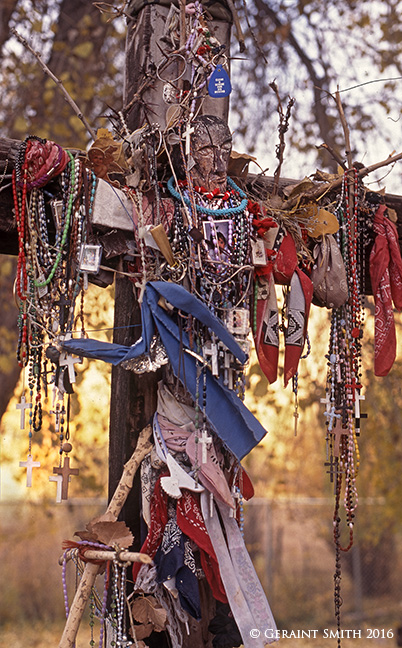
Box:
(133, 479, 227, 604)
(369, 204, 402, 376)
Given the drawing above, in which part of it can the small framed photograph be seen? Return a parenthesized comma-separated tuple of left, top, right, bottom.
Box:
(251, 238, 267, 266)
(79, 244, 102, 273)
(202, 219, 231, 262)
(226, 308, 249, 335)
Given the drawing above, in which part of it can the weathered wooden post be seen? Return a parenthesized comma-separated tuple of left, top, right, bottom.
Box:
(109, 0, 234, 550)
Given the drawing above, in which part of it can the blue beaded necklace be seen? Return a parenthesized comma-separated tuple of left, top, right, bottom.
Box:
(167, 176, 248, 216)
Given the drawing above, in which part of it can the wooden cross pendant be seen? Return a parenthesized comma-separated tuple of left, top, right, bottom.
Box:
(332, 424, 348, 457)
(19, 454, 41, 487)
(53, 456, 79, 500)
(16, 395, 32, 429)
(325, 454, 338, 484)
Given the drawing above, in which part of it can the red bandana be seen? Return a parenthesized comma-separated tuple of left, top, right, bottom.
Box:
(133, 478, 227, 603)
(369, 205, 402, 376)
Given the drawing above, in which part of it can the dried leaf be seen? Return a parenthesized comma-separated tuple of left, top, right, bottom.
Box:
(133, 622, 154, 640)
(131, 595, 167, 633)
(228, 150, 257, 178)
(91, 521, 133, 548)
(132, 597, 152, 624)
(75, 513, 133, 548)
(387, 208, 397, 223)
(302, 204, 339, 238)
(282, 176, 315, 198)
(147, 598, 167, 632)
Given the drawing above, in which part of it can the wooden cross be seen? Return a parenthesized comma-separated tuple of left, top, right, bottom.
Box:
(199, 428, 212, 464)
(331, 424, 348, 457)
(59, 352, 82, 384)
(53, 456, 79, 500)
(50, 403, 61, 433)
(324, 454, 338, 484)
(184, 121, 194, 156)
(19, 454, 41, 487)
(203, 338, 219, 376)
(16, 394, 32, 429)
(293, 402, 299, 436)
(49, 473, 64, 503)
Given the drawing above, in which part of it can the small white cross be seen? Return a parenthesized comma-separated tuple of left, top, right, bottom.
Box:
(223, 349, 235, 390)
(355, 391, 365, 420)
(19, 454, 41, 487)
(16, 395, 32, 430)
(320, 391, 331, 417)
(184, 122, 194, 156)
(204, 339, 219, 376)
(49, 474, 64, 503)
(59, 352, 82, 384)
(199, 428, 212, 464)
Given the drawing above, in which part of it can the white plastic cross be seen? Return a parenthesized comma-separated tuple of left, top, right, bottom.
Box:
(19, 454, 40, 487)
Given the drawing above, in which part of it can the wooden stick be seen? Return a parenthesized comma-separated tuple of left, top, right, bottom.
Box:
(10, 28, 96, 141)
(335, 89, 355, 233)
(58, 424, 153, 648)
(62, 548, 153, 564)
(286, 149, 402, 209)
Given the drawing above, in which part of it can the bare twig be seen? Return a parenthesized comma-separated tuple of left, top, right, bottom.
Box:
(226, 0, 246, 52)
(334, 88, 355, 229)
(10, 28, 96, 141)
(270, 81, 295, 196)
(316, 143, 347, 171)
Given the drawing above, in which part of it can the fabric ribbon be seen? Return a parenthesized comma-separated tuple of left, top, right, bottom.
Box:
(63, 281, 268, 460)
(369, 204, 402, 376)
(201, 493, 277, 647)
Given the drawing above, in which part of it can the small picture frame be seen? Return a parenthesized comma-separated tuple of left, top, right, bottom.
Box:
(226, 308, 249, 335)
(50, 199, 63, 229)
(202, 219, 231, 262)
(251, 238, 267, 266)
(79, 244, 102, 273)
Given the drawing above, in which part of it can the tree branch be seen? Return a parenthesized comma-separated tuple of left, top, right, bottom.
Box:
(10, 28, 96, 141)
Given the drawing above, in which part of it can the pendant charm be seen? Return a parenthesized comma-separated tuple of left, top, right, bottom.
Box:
(79, 244, 102, 274)
(208, 65, 232, 98)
